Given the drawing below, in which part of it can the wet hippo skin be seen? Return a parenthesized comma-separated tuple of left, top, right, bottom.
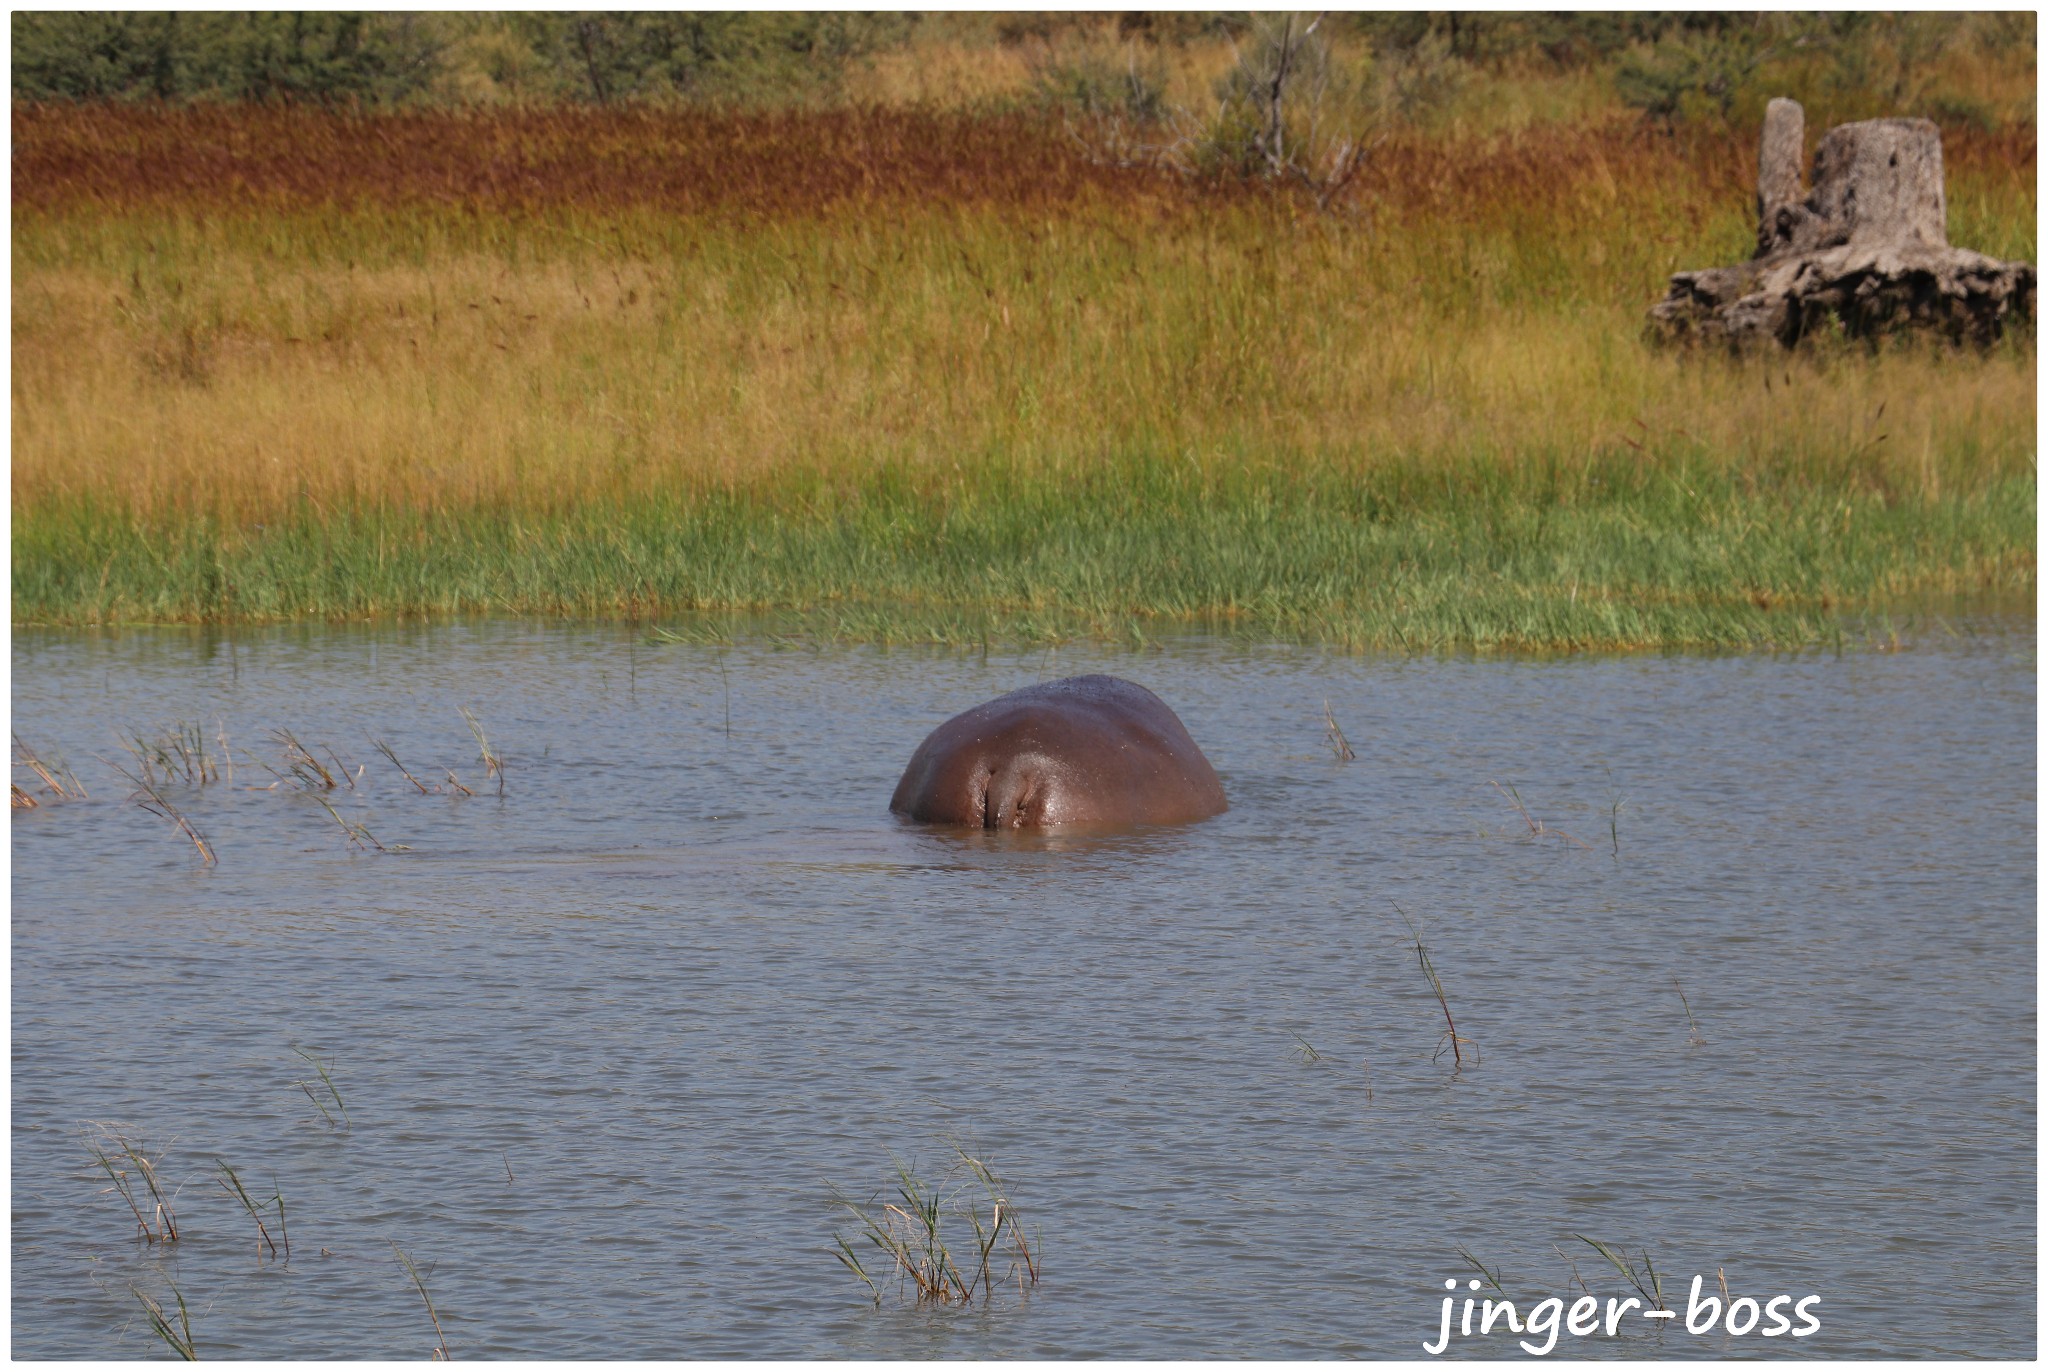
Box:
(889, 674, 1228, 829)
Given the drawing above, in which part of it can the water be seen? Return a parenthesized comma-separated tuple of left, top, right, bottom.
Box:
(11, 621, 2036, 1358)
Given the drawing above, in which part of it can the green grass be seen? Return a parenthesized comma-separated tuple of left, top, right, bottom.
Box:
(14, 451, 2033, 651)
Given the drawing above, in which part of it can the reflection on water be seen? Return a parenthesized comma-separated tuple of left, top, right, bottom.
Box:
(11, 621, 2036, 1358)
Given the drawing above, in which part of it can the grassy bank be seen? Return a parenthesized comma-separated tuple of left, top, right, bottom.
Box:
(14, 461, 2034, 650)
(12, 102, 2036, 648)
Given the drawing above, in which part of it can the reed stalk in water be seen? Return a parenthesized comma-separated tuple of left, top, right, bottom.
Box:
(1397, 905, 1475, 1068)
(107, 760, 217, 865)
(14, 732, 87, 800)
(292, 1048, 350, 1130)
(373, 737, 433, 795)
(131, 1282, 196, 1360)
(458, 707, 504, 798)
(392, 1241, 452, 1360)
(1456, 1245, 1509, 1297)
(1491, 779, 1592, 850)
(213, 1157, 287, 1260)
(1575, 1234, 1666, 1310)
(1672, 977, 1707, 1047)
(1321, 700, 1355, 761)
(308, 789, 386, 853)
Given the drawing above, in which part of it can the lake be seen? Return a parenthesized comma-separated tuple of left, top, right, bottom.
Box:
(11, 619, 2036, 1357)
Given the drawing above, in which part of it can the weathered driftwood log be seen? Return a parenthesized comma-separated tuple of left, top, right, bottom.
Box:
(1651, 98, 2035, 347)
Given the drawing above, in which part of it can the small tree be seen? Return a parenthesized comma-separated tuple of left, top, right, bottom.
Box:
(1197, 13, 1461, 209)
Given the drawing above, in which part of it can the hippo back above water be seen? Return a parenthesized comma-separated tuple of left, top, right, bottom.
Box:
(889, 674, 1228, 830)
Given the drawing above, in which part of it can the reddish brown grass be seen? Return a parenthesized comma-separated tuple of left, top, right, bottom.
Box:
(12, 103, 1182, 218)
(13, 102, 2027, 222)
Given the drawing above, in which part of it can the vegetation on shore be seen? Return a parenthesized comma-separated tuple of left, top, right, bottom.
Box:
(10, 16, 2036, 649)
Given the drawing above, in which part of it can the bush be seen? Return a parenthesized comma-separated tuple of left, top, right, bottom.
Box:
(12, 12, 453, 104)
(1026, 39, 1168, 123)
(10, 11, 914, 108)
(503, 12, 910, 105)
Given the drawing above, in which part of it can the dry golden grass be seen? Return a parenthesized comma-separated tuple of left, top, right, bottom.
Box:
(12, 224, 2032, 524)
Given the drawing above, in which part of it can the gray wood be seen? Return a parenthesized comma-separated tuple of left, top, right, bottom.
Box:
(1810, 116, 1947, 248)
(1652, 98, 2032, 347)
(1755, 97, 1807, 255)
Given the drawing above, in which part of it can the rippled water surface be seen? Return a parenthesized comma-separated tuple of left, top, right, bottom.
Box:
(11, 621, 2036, 1358)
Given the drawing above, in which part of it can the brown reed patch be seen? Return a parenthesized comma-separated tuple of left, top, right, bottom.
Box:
(16, 102, 2030, 227)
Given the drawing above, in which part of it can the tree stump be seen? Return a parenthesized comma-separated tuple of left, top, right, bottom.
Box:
(1650, 99, 2035, 347)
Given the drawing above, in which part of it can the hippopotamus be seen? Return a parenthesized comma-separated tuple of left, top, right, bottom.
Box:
(890, 675, 1227, 829)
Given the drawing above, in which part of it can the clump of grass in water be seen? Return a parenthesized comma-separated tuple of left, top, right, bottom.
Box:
(119, 721, 224, 788)
(271, 728, 337, 790)
(292, 1048, 349, 1130)
(1396, 904, 1476, 1068)
(1288, 1031, 1324, 1064)
(83, 1124, 181, 1243)
(832, 1147, 1039, 1307)
(131, 1281, 196, 1359)
(263, 730, 385, 849)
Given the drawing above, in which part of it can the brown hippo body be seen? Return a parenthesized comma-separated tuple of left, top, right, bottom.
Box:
(890, 675, 1228, 829)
